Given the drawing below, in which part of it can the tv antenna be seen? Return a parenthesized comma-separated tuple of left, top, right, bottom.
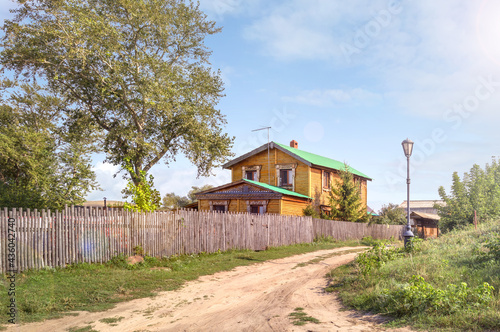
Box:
(252, 126, 271, 184)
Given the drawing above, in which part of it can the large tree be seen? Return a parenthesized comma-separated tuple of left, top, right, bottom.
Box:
(327, 164, 369, 223)
(0, 83, 99, 209)
(1, 0, 233, 191)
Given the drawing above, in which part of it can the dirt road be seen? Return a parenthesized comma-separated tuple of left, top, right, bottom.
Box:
(9, 247, 411, 332)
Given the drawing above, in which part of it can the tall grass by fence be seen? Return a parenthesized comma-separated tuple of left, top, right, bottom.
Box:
(0, 207, 403, 273)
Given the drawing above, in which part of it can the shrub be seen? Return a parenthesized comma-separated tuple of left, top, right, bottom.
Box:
(378, 275, 494, 316)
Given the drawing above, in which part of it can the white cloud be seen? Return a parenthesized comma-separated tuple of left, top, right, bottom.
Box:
(87, 162, 127, 201)
(198, 0, 262, 20)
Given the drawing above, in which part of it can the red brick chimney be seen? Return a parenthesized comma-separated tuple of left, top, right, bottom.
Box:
(290, 140, 298, 149)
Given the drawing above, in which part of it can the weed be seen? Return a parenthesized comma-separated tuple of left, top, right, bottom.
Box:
(288, 307, 320, 326)
(99, 316, 124, 324)
(67, 325, 98, 332)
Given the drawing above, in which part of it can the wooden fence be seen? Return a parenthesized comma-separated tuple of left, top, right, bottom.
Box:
(0, 207, 403, 273)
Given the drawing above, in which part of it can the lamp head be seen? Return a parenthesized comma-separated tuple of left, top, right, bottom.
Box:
(401, 138, 414, 158)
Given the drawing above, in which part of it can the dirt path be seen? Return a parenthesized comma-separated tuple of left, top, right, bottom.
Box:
(9, 247, 412, 332)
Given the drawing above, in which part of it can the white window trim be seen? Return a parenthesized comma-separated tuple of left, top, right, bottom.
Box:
(275, 164, 296, 191)
(242, 165, 261, 181)
(209, 200, 229, 212)
(246, 200, 268, 214)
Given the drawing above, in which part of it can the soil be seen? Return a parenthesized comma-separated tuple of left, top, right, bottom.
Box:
(8, 247, 412, 332)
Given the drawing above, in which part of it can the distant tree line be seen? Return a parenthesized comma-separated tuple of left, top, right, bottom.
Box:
(162, 185, 213, 210)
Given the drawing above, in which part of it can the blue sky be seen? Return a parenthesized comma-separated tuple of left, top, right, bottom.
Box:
(3, 0, 500, 212)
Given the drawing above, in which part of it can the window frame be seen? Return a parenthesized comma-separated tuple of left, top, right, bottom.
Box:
(245, 170, 257, 181)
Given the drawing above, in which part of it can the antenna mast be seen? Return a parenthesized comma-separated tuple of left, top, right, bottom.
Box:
(252, 126, 271, 185)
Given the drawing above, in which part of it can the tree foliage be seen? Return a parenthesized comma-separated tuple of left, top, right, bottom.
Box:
(328, 164, 369, 223)
(437, 159, 500, 232)
(122, 158, 160, 212)
(370, 203, 406, 225)
(1, 0, 233, 191)
(0, 83, 99, 210)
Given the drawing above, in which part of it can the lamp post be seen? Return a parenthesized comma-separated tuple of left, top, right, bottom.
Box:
(401, 138, 414, 248)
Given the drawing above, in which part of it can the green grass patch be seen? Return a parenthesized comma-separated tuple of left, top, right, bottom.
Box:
(0, 237, 362, 326)
(99, 316, 124, 324)
(288, 307, 320, 326)
(67, 325, 98, 332)
(327, 221, 500, 331)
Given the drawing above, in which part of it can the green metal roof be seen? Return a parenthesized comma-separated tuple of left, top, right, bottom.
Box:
(242, 178, 312, 200)
(274, 142, 372, 180)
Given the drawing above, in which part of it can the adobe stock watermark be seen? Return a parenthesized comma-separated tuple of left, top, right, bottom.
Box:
(385, 75, 500, 188)
(6, 216, 17, 324)
(340, 0, 403, 64)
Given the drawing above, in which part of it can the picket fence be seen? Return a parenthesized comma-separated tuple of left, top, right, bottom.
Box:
(0, 207, 403, 273)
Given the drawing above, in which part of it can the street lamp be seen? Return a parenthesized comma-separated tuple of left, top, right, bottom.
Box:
(401, 138, 414, 248)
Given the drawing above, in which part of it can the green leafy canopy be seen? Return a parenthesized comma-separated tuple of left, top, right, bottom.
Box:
(1, 0, 234, 207)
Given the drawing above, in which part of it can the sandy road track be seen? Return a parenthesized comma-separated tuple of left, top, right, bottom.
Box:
(8, 247, 411, 332)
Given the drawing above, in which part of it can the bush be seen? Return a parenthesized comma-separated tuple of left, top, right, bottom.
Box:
(378, 275, 494, 316)
(355, 242, 404, 276)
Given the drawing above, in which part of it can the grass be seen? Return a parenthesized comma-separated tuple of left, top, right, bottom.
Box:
(67, 326, 98, 332)
(0, 237, 363, 326)
(326, 221, 500, 331)
(99, 316, 124, 324)
(288, 307, 320, 326)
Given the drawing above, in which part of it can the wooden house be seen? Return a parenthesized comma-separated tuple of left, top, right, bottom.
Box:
(410, 211, 440, 239)
(195, 140, 371, 216)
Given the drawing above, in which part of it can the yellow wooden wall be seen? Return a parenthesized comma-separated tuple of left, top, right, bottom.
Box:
(267, 200, 281, 214)
(309, 167, 367, 213)
(230, 147, 310, 197)
(198, 198, 283, 214)
(281, 199, 308, 216)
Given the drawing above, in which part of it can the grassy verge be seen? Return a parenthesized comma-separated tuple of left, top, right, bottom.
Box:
(326, 221, 500, 331)
(0, 237, 364, 326)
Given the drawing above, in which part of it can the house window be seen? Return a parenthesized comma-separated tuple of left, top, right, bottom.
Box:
(250, 205, 264, 214)
(213, 205, 226, 212)
(322, 171, 331, 190)
(246, 200, 268, 214)
(242, 166, 261, 182)
(280, 169, 293, 186)
(245, 170, 257, 181)
(209, 200, 229, 212)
